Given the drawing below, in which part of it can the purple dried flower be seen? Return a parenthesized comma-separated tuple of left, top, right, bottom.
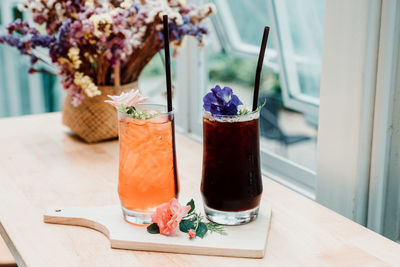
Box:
(49, 19, 72, 62)
(7, 19, 30, 34)
(158, 15, 209, 47)
(31, 35, 55, 48)
(1, 17, 57, 78)
(183, 14, 190, 24)
(203, 85, 243, 115)
(70, 21, 84, 39)
(33, 14, 46, 25)
(0, 35, 21, 47)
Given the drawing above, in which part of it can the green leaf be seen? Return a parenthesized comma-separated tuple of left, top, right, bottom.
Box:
(196, 222, 208, 238)
(179, 219, 195, 233)
(186, 199, 195, 214)
(147, 223, 160, 234)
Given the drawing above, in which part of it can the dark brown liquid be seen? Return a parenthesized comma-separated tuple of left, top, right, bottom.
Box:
(201, 117, 263, 211)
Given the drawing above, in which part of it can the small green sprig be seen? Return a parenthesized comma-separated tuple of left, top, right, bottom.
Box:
(117, 105, 160, 120)
(205, 221, 227, 235)
(179, 199, 227, 238)
(237, 99, 267, 116)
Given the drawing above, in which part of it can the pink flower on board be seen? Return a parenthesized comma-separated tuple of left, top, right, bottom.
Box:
(151, 198, 191, 236)
(188, 229, 196, 239)
(104, 89, 147, 108)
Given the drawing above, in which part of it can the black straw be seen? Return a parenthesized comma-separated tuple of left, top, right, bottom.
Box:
(252, 26, 270, 111)
(163, 15, 179, 197)
(163, 15, 173, 112)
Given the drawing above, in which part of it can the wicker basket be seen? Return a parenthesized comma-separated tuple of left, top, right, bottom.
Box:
(62, 81, 138, 143)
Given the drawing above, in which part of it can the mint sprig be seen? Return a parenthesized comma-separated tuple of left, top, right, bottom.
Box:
(237, 99, 267, 116)
(205, 221, 227, 235)
(179, 199, 226, 239)
(117, 104, 161, 120)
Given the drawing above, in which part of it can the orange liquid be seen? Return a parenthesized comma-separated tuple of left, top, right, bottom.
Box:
(118, 116, 178, 213)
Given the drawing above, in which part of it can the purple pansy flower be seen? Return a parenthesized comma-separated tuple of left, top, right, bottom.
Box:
(203, 85, 243, 115)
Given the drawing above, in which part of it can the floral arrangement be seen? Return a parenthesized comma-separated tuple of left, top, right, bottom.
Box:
(203, 85, 265, 116)
(0, 0, 215, 106)
(147, 198, 226, 238)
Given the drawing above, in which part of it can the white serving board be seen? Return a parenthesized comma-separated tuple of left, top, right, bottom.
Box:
(43, 203, 271, 258)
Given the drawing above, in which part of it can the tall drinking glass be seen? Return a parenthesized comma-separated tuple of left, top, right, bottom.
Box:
(201, 110, 263, 225)
(118, 104, 179, 225)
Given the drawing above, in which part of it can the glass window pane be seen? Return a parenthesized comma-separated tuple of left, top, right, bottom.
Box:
(138, 52, 178, 107)
(274, 0, 325, 102)
(204, 0, 323, 172)
(211, 0, 277, 70)
(224, 0, 275, 48)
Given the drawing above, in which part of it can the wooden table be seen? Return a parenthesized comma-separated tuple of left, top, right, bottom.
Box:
(0, 113, 399, 266)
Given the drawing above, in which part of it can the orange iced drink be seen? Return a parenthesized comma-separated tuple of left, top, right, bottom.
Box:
(117, 104, 178, 224)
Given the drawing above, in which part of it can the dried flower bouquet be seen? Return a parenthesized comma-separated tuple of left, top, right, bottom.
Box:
(0, 0, 215, 106)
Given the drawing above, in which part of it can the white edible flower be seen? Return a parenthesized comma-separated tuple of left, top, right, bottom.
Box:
(105, 89, 148, 108)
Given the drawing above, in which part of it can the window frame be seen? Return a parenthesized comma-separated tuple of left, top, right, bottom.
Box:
(269, 0, 321, 116)
(209, 0, 279, 72)
(316, 0, 400, 242)
(368, 0, 400, 241)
